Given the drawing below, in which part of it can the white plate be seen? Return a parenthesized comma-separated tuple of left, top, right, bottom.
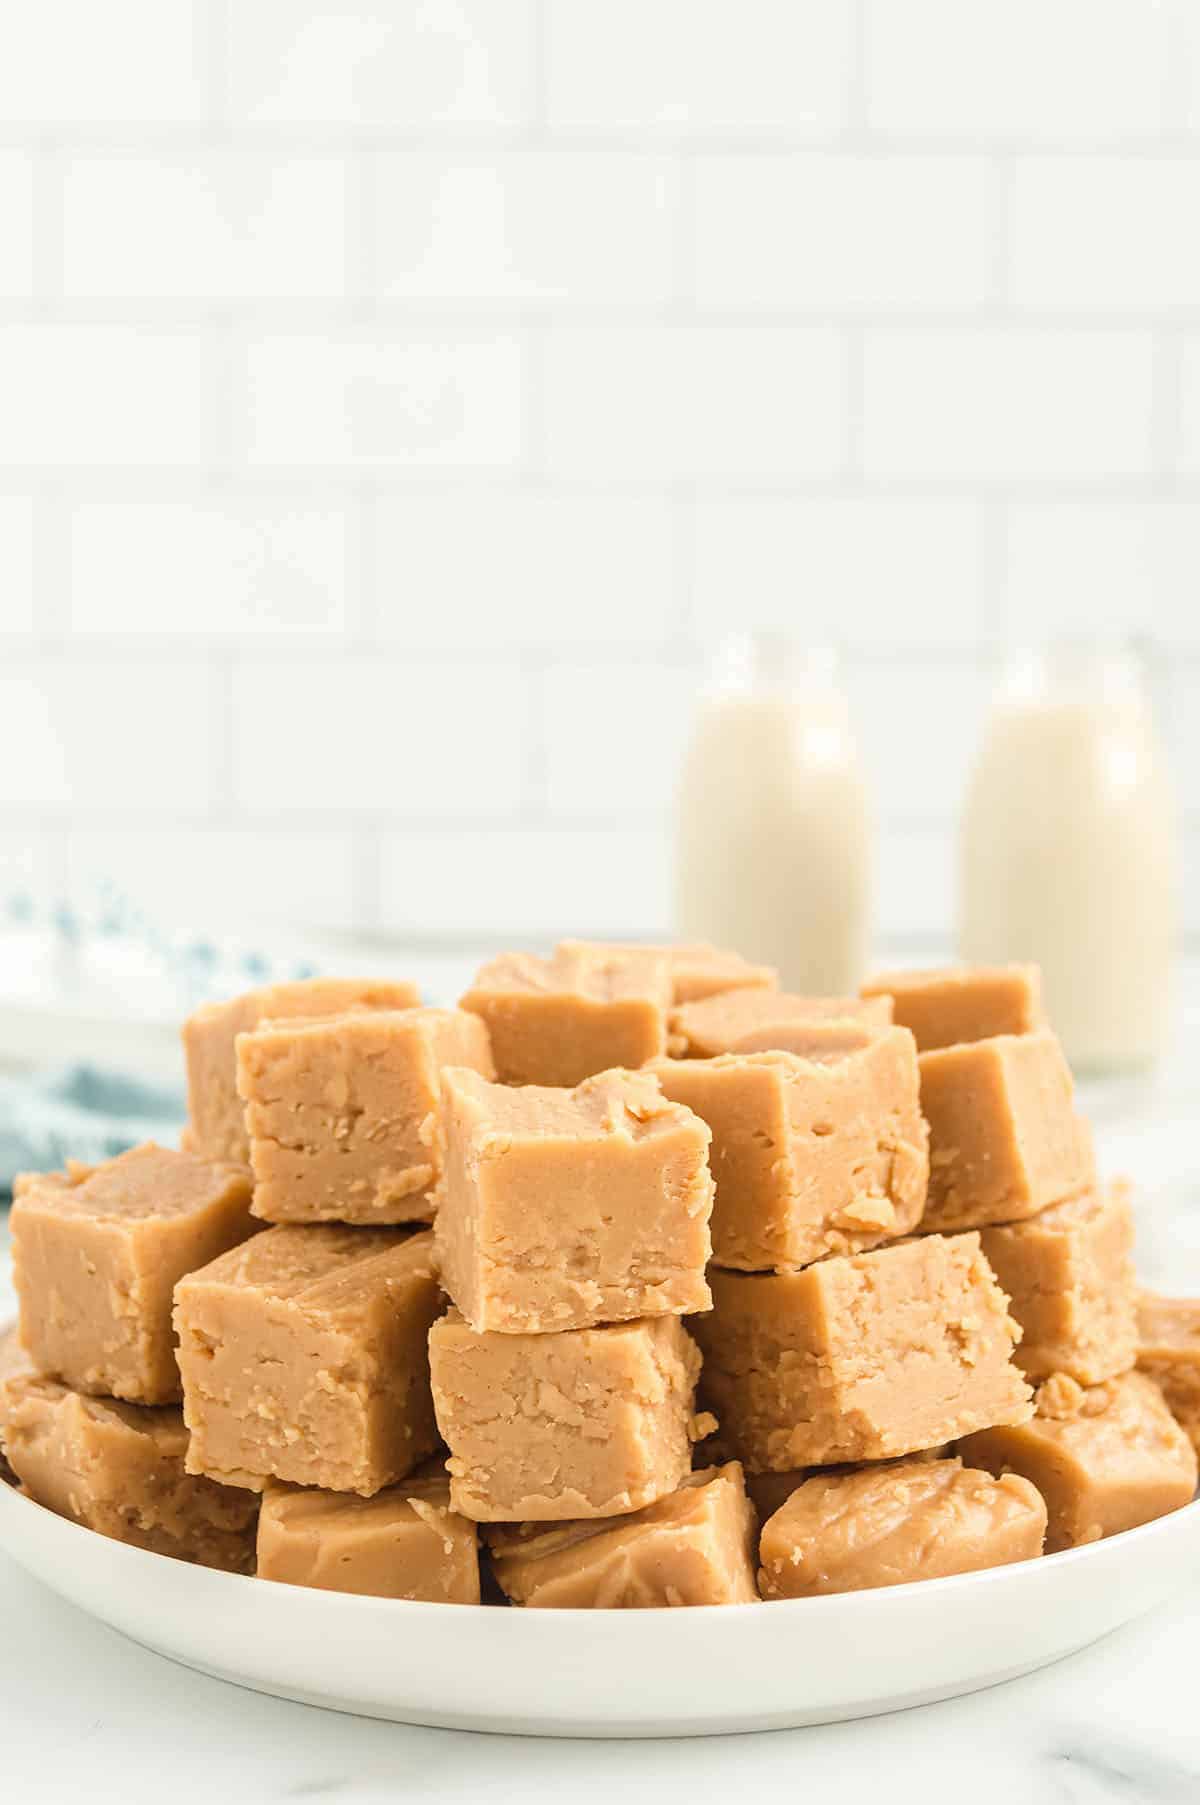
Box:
(2, 1475, 1198, 1738)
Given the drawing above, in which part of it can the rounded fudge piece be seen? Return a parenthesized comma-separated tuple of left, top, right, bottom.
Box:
(667, 989, 891, 1059)
(11, 1141, 256, 1404)
(960, 1370, 1198, 1553)
(433, 1066, 713, 1333)
(175, 1225, 441, 1496)
(0, 1338, 257, 1572)
(1137, 1292, 1200, 1454)
(559, 941, 777, 1006)
(918, 1030, 1095, 1232)
(182, 976, 422, 1165)
(980, 1184, 1137, 1385)
(757, 1457, 1046, 1599)
(650, 1027, 928, 1271)
(236, 1006, 494, 1226)
(487, 1463, 759, 1608)
(459, 944, 671, 1087)
(691, 1233, 1032, 1472)
(257, 1466, 479, 1602)
(429, 1311, 704, 1522)
(861, 963, 1045, 1052)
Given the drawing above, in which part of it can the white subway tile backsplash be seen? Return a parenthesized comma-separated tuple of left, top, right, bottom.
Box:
(241, 330, 524, 470)
(228, 0, 536, 128)
(862, 328, 1155, 481)
(693, 155, 994, 312)
(62, 154, 349, 301)
(0, 0, 1195, 956)
(1176, 337, 1200, 475)
(0, 154, 34, 298)
(850, 660, 989, 824)
(0, 498, 36, 633)
(545, 0, 853, 137)
(875, 825, 958, 944)
(865, 0, 1173, 141)
(540, 326, 847, 482)
(368, 151, 676, 305)
(370, 493, 678, 648)
(0, 327, 225, 471)
(0, 0, 206, 125)
(379, 824, 671, 939)
(1003, 503, 1200, 647)
(65, 825, 359, 936)
(1010, 159, 1200, 311)
(540, 659, 695, 817)
(0, 657, 216, 810)
(690, 498, 986, 646)
(230, 655, 528, 816)
(67, 500, 349, 637)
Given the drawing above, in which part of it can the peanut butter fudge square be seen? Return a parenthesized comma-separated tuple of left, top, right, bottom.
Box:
(237, 1007, 494, 1226)
(692, 1234, 1032, 1472)
(434, 1066, 712, 1333)
(651, 1028, 928, 1270)
(0, 1339, 257, 1572)
(757, 1457, 1046, 1599)
(175, 1226, 440, 1496)
(919, 1030, 1094, 1232)
(429, 1312, 704, 1521)
(980, 1185, 1137, 1385)
(1137, 1293, 1200, 1453)
(11, 1142, 255, 1405)
(561, 941, 777, 1005)
(961, 1371, 1197, 1553)
(459, 944, 671, 1086)
(488, 1463, 758, 1608)
(668, 989, 891, 1059)
(257, 1465, 479, 1602)
(861, 963, 1044, 1052)
(182, 976, 421, 1164)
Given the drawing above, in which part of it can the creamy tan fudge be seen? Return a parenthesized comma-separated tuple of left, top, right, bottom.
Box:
(1137, 1294, 1200, 1454)
(980, 1185, 1137, 1385)
(237, 1007, 494, 1226)
(961, 1371, 1197, 1553)
(175, 1225, 440, 1496)
(12, 1158, 95, 1199)
(757, 1457, 1046, 1599)
(0, 1342, 257, 1571)
(692, 1233, 1032, 1472)
(11, 1142, 255, 1405)
(429, 1311, 704, 1521)
(668, 989, 892, 1059)
(861, 964, 1044, 1052)
(433, 1066, 713, 1333)
(565, 941, 777, 1005)
(459, 944, 671, 1086)
(651, 1029, 928, 1270)
(257, 1465, 479, 1602)
(488, 1464, 758, 1608)
(919, 1031, 1094, 1232)
(182, 976, 421, 1164)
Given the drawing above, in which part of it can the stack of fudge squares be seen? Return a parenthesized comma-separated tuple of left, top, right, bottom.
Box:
(2, 949, 1199, 1610)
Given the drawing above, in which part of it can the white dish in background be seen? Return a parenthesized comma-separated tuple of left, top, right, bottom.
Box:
(2, 1475, 1198, 1739)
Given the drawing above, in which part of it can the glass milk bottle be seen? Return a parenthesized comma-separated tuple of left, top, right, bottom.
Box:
(960, 641, 1177, 1072)
(674, 635, 872, 993)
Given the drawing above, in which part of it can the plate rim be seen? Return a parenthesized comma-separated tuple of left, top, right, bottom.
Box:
(4, 1459, 1199, 1626)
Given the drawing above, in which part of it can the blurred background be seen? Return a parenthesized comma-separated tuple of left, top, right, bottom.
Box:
(0, 0, 1197, 1077)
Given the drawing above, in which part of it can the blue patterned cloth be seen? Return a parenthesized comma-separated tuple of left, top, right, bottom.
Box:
(0, 1064, 185, 1199)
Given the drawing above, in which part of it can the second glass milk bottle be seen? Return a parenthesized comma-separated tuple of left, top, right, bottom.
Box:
(674, 635, 872, 993)
(960, 640, 1177, 1072)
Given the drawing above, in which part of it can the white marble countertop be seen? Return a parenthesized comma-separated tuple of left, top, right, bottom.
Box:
(2, 969, 1199, 1804)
